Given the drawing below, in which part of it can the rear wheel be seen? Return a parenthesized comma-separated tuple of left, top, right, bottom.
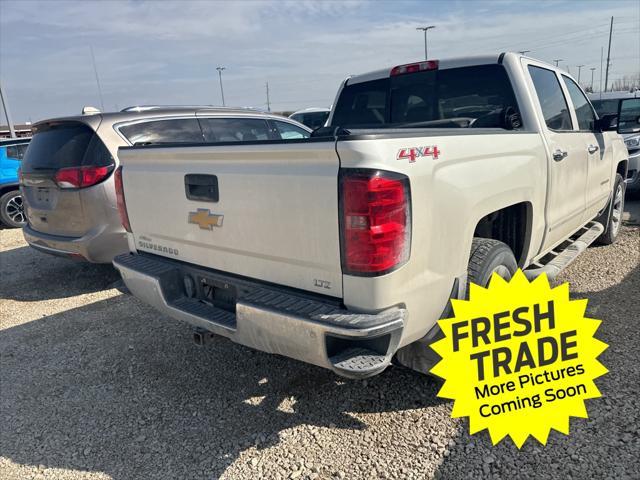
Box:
(597, 173, 625, 245)
(0, 190, 26, 228)
(467, 238, 518, 291)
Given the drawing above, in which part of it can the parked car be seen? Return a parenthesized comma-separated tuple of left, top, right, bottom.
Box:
(113, 53, 632, 378)
(289, 108, 330, 130)
(589, 91, 640, 193)
(20, 106, 311, 262)
(0, 137, 30, 228)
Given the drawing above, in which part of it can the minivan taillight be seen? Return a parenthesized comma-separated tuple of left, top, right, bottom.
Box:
(339, 169, 411, 275)
(54, 165, 113, 189)
(114, 166, 131, 233)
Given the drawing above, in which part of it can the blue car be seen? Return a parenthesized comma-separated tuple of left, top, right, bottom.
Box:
(0, 137, 30, 227)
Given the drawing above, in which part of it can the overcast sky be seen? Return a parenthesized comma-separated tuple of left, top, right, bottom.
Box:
(1, 0, 638, 123)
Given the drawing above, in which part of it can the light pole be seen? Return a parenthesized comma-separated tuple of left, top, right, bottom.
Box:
(553, 59, 563, 67)
(590, 67, 596, 91)
(216, 66, 226, 107)
(576, 64, 584, 83)
(0, 78, 16, 138)
(518, 50, 531, 55)
(416, 25, 436, 60)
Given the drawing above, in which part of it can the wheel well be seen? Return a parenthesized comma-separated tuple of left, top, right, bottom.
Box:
(473, 202, 532, 266)
(617, 160, 628, 179)
(0, 184, 19, 197)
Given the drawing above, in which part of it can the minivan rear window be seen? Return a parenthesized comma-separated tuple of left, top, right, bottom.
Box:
(331, 64, 521, 129)
(22, 122, 112, 172)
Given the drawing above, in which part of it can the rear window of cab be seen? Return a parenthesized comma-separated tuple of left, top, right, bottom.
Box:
(331, 64, 521, 130)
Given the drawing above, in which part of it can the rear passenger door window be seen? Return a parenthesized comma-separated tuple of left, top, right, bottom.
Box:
(6, 143, 28, 160)
(273, 121, 310, 140)
(528, 66, 573, 131)
(119, 118, 204, 145)
(562, 76, 597, 131)
(199, 118, 271, 143)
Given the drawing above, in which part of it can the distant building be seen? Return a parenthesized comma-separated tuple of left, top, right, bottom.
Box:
(0, 123, 33, 139)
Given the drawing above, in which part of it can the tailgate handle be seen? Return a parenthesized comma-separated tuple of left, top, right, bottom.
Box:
(184, 174, 219, 202)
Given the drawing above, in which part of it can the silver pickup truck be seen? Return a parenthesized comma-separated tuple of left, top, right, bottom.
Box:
(113, 53, 636, 379)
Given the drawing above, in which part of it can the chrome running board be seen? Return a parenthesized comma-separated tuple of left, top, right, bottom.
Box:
(524, 221, 604, 281)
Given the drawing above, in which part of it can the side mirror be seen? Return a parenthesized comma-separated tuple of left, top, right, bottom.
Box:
(617, 98, 640, 134)
(595, 113, 617, 132)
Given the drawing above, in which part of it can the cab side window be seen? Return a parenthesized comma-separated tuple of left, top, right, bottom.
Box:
(562, 76, 597, 131)
(528, 66, 573, 131)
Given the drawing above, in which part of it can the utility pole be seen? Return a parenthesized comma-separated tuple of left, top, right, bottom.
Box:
(590, 67, 596, 90)
(553, 59, 563, 67)
(265, 82, 271, 112)
(216, 66, 226, 107)
(604, 16, 613, 92)
(518, 50, 531, 55)
(0, 78, 16, 138)
(576, 65, 584, 83)
(416, 25, 436, 60)
(600, 46, 604, 97)
(90, 46, 105, 111)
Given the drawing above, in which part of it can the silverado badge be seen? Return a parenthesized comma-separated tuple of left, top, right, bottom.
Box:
(188, 209, 224, 230)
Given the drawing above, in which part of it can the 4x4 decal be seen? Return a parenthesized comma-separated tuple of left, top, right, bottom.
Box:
(397, 146, 440, 163)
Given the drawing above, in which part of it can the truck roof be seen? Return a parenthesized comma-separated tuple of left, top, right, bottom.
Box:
(346, 53, 509, 85)
(344, 52, 577, 86)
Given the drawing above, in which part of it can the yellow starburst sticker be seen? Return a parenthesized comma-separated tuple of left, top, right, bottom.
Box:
(430, 270, 608, 448)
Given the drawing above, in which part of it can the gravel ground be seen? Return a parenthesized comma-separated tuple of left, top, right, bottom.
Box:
(1, 208, 639, 480)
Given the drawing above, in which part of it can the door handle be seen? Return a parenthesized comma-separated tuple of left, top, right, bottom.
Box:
(184, 174, 219, 202)
(553, 149, 568, 161)
(588, 145, 599, 154)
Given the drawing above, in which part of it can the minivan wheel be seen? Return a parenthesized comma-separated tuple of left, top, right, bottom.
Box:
(0, 190, 26, 228)
(467, 238, 518, 292)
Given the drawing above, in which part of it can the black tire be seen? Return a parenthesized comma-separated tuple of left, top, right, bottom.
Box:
(596, 173, 625, 246)
(467, 238, 518, 292)
(0, 190, 26, 228)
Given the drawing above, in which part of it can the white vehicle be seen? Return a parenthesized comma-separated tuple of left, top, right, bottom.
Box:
(113, 53, 634, 378)
(589, 91, 640, 193)
(289, 108, 330, 130)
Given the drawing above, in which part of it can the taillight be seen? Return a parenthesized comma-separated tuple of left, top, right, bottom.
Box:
(54, 165, 113, 189)
(339, 169, 411, 275)
(114, 166, 131, 233)
(390, 60, 439, 76)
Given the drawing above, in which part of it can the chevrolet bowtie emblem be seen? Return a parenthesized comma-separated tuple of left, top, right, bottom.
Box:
(188, 209, 224, 230)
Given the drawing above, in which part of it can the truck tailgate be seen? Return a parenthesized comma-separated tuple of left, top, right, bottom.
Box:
(118, 141, 343, 297)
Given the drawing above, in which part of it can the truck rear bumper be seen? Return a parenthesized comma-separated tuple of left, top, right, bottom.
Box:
(113, 253, 406, 378)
